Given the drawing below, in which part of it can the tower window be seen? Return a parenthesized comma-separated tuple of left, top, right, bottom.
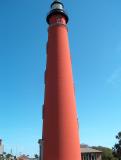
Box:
(52, 3, 63, 10)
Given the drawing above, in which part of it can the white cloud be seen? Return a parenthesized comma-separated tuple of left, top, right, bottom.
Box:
(107, 67, 121, 86)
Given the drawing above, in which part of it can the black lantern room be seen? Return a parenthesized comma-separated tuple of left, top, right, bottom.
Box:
(46, 0, 69, 24)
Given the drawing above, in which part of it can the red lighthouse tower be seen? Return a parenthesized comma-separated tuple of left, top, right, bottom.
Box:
(41, 1, 81, 160)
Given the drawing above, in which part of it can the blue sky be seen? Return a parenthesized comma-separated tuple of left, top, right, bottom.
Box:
(0, 0, 121, 156)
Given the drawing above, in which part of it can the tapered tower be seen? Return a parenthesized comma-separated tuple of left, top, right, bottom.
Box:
(41, 1, 81, 160)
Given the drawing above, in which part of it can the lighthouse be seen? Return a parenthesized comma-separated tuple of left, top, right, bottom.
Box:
(41, 1, 81, 160)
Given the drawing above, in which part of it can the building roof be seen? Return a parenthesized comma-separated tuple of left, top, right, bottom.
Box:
(80, 145, 102, 153)
(17, 155, 29, 160)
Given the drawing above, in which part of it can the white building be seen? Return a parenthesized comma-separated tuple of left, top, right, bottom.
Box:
(81, 145, 102, 160)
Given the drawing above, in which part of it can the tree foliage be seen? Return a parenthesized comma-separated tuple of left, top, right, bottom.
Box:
(112, 132, 121, 160)
(34, 154, 39, 159)
(0, 153, 15, 160)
